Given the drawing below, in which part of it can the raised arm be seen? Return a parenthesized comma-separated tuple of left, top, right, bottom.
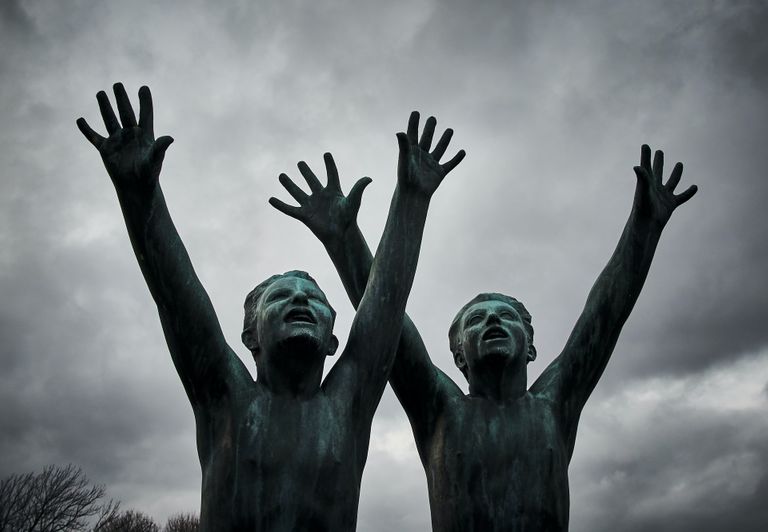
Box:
(272, 112, 464, 421)
(270, 119, 463, 434)
(531, 145, 697, 453)
(77, 84, 250, 409)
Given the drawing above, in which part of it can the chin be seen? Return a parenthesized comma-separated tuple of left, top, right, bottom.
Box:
(481, 344, 512, 357)
(279, 328, 324, 352)
(480, 347, 524, 367)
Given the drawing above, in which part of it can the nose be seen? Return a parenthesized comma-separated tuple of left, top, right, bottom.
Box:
(486, 313, 501, 325)
(291, 290, 309, 304)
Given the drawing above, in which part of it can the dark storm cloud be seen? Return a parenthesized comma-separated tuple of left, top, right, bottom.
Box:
(569, 351, 768, 532)
(0, 229, 199, 491)
(1, 0, 766, 530)
(706, 1, 768, 87)
(0, 0, 34, 40)
(404, 0, 768, 384)
(0, 0, 205, 502)
(606, 0, 768, 378)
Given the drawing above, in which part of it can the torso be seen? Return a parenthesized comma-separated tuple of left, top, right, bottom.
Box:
(195, 384, 367, 532)
(422, 393, 570, 532)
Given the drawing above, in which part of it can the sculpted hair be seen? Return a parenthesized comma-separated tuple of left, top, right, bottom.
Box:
(242, 270, 335, 333)
(448, 293, 537, 379)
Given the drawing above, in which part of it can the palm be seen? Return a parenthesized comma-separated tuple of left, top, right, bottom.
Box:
(300, 187, 352, 239)
(270, 153, 372, 244)
(77, 83, 173, 194)
(634, 144, 698, 226)
(100, 127, 155, 182)
(400, 146, 445, 194)
(397, 111, 465, 197)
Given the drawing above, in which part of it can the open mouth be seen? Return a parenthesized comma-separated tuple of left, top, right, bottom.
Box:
(482, 327, 508, 341)
(285, 308, 316, 324)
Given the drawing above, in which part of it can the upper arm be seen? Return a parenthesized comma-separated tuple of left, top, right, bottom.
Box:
(530, 305, 623, 447)
(531, 216, 660, 439)
(323, 188, 432, 420)
(321, 293, 401, 421)
(156, 292, 252, 408)
(389, 315, 462, 440)
(324, 310, 462, 437)
(120, 187, 251, 407)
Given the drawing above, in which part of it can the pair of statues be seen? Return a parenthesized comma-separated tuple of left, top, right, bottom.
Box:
(77, 84, 697, 532)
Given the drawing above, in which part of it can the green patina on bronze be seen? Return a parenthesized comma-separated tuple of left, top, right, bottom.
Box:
(77, 83, 465, 532)
(279, 130, 697, 531)
(78, 81, 697, 531)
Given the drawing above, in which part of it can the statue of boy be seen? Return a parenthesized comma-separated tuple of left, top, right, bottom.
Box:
(274, 128, 697, 532)
(77, 84, 465, 531)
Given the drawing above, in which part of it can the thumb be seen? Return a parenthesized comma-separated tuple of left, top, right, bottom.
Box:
(396, 132, 410, 156)
(348, 177, 373, 213)
(633, 165, 650, 184)
(150, 136, 174, 164)
(396, 132, 410, 178)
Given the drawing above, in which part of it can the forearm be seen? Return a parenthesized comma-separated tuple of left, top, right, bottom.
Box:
(323, 224, 373, 309)
(588, 208, 663, 324)
(349, 186, 429, 359)
(325, 219, 452, 410)
(115, 184, 222, 336)
(535, 145, 696, 443)
(114, 184, 243, 404)
(366, 188, 428, 321)
(554, 208, 663, 395)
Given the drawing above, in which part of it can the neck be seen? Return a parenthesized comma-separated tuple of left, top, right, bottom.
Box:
(255, 348, 325, 399)
(468, 356, 527, 402)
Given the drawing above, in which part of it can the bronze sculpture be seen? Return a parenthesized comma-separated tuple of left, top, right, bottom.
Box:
(276, 131, 697, 531)
(77, 84, 465, 531)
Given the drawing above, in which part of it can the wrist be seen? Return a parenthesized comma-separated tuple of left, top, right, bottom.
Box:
(395, 183, 433, 205)
(323, 223, 358, 253)
(114, 178, 161, 209)
(628, 208, 666, 239)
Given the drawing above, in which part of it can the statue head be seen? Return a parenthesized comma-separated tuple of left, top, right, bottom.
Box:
(448, 293, 536, 380)
(242, 271, 338, 371)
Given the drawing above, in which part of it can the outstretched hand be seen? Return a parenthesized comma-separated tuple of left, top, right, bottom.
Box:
(632, 144, 698, 226)
(269, 153, 372, 245)
(396, 111, 465, 197)
(77, 83, 173, 194)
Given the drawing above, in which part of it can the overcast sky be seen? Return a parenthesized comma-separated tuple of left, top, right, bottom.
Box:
(1, 1, 767, 530)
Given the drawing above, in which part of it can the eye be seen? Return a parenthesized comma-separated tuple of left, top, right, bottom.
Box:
(500, 311, 516, 320)
(467, 314, 483, 326)
(267, 290, 290, 302)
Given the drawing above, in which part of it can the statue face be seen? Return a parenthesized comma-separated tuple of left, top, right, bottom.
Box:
(254, 276, 337, 360)
(458, 300, 529, 373)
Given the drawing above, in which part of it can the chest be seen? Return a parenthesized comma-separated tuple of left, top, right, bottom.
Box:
(199, 394, 362, 530)
(428, 397, 567, 490)
(423, 397, 571, 531)
(230, 396, 350, 480)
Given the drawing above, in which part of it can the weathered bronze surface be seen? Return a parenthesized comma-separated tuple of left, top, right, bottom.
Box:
(280, 134, 697, 531)
(77, 84, 465, 531)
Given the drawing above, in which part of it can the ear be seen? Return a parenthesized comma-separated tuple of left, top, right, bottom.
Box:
(527, 344, 537, 363)
(241, 329, 259, 352)
(326, 335, 339, 357)
(453, 350, 467, 372)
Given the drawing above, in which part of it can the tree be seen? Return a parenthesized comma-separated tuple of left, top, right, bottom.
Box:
(0, 464, 118, 532)
(163, 513, 198, 532)
(95, 510, 158, 532)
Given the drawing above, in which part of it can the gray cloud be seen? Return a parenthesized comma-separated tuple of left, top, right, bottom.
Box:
(1, 0, 766, 529)
(569, 350, 768, 532)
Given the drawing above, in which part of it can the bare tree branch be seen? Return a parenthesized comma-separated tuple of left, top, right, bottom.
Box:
(163, 513, 199, 532)
(95, 509, 159, 532)
(0, 464, 117, 532)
